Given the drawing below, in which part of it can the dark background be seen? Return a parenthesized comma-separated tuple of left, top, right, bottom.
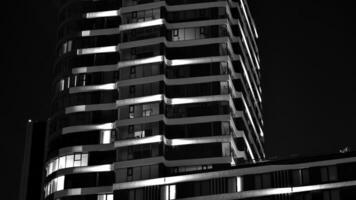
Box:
(2, 0, 356, 199)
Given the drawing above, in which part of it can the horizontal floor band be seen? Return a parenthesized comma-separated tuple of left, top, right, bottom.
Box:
(68, 74, 234, 94)
(77, 30, 237, 55)
(62, 114, 233, 134)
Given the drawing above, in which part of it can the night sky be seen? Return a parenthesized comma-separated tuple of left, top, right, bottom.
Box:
(3, 0, 356, 199)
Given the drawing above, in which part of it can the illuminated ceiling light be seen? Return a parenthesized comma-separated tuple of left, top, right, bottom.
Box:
(77, 46, 117, 55)
(119, 19, 164, 32)
(85, 10, 119, 19)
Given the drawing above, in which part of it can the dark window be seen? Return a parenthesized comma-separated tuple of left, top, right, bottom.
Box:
(200, 27, 205, 35)
(130, 66, 136, 78)
(173, 29, 179, 37)
(145, 129, 152, 136)
(129, 125, 134, 134)
(129, 85, 136, 96)
(127, 167, 133, 176)
(132, 11, 137, 18)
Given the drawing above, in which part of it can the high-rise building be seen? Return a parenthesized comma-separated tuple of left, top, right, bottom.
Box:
(35, 0, 264, 199)
(18, 1, 356, 200)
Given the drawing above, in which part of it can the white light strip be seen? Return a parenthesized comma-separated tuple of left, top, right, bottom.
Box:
(85, 10, 119, 19)
(240, 0, 254, 40)
(65, 103, 116, 114)
(62, 123, 115, 135)
(114, 135, 232, 148)
(116, 94, 163, 107)
(238, 22, 262, 105)
(239, 21, 259, 71)
(118, 56, 163, 69)
(81, 28, 120, 37)
(69, 83, 117, 94)
(119, 19, 164, 31)
(72, 164, 113, 173)
(237, 57, 257, 103)
(77, 46, 117, 55)
(241, 96, 263, 149)
(116, 94, 234, 107)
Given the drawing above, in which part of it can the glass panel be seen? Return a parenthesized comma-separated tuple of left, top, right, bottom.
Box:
(66, 155, 74, 168)
(74, 154, 81, 160)
(101, 130, 112, 144)
(237, 176, 243, 192)
(57, 176, 65, 191)
(48, 162, 54, 175)
(81, 154, 88, 166)
(169, 185, 176, 200)
(107, 194, 114, 200)
(58, 156, 66, 169)
(74, 159, 81, 167)
(222, 143, 230, 156)
(134, 131, 145, 138)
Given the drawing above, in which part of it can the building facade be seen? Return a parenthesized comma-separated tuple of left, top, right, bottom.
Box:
(43, 0, 264, 199)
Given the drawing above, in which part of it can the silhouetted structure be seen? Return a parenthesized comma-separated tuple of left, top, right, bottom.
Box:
(19, 120, 47, 200)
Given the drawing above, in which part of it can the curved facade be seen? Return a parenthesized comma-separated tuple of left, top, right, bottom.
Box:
(44, 0, 264, 199)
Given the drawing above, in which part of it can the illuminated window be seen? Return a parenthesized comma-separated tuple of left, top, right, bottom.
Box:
(220, 62, 228, 74)
(58, 156, 66, 169)
(53, 158, 59, 173)
(100, 130, 112, 144)
(57, 176, 65, 191)
(63, 42, 67, 54)
(220, 81, 229, 94)
(81, 154, 88, 166)
(74, 154, 82, 167)
(222, 122, 230, 135)
(46, 153, 89, 176)
(169, 185, 176, 200)
(236, 176, 243, 192)
(134, 130, 145, 138)
(63, 40, 72, 54)
(65, 155, 74, 168)
(222, 143, 230, 157)
(44, 176, 65, 197)
(59, 79, 65, 91)
(98, 194, 114, 200)
(67, 40, 72, 52)
(48, 162, 54, 175)
(67, 77, 70, 89)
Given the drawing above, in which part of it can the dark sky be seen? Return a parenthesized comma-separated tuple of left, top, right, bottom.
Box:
(3, 0, 356, 199)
